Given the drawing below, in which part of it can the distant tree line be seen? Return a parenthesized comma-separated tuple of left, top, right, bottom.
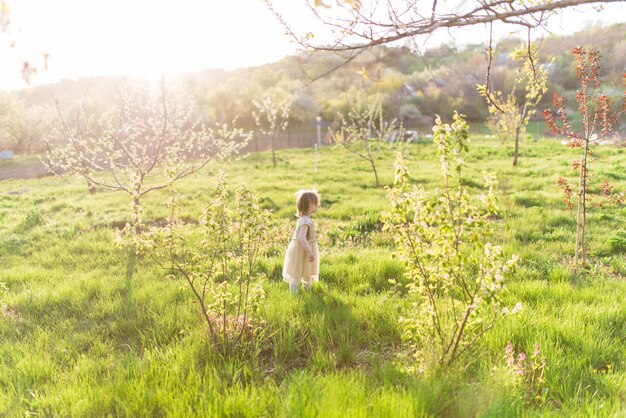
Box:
(0, 23, 624, 153)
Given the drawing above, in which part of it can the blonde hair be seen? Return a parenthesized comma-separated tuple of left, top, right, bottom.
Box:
(295, 189, 320, 216)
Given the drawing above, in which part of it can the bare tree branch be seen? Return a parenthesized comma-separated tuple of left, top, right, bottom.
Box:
(267, 0, 624, 53)
(482, 22, 505, 114)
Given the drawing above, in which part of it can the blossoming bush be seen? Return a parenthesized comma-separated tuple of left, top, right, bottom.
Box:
(497, 342, 548, 405)
(382, 113, 518, 371)
(150, 172, 275, 351)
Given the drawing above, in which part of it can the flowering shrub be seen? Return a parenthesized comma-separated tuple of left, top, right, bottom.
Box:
(151, 172, 274, 350)
(543, 47, 625, 266)
(382, 112, 518, 371)
(502, 342, 547, 405)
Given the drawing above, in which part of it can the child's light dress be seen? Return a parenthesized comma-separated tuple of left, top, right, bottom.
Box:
(282, 215, 320, 285)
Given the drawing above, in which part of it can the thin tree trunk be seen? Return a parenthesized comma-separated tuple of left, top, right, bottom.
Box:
(513, 127, 520, 166)
(87, 179, 96, 194)
(580, 145, 589, 264)
(271, 136, 277, 168)
(223, 299, 227, 349)
(575, 192, 582, 264)
(370, 159, 379, 187)
(575, 155, 584, 264)
(133, 195, 143, 235)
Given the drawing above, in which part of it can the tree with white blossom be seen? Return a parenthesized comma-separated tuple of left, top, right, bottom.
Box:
(45, 81, 247, 240)
(252, 94, 291, 168)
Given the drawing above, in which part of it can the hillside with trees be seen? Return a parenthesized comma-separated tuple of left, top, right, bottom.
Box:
(1, 22, 624, 154)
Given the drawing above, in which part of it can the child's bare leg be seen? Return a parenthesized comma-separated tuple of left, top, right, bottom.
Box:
(303, 283, 312, 292)
(289, 282, 299, 294)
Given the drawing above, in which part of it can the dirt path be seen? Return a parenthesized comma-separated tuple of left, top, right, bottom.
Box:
(0, 162, 52, 181)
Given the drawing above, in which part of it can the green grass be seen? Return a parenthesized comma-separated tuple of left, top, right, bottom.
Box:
(1, 137, 625, 416)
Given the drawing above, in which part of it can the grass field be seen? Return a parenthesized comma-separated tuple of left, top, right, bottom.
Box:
(1, 136, 625, 417)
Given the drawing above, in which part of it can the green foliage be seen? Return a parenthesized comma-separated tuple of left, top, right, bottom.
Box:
(150, 173, 274, 351)
(382, 113, 518, 371)
(478, 43, 548, 166)
(14, 210, 44, 233)
(607, 230, 626, 255)
(325, 213, 382, 247)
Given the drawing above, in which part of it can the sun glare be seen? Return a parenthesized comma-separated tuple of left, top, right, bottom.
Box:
(0, 0, 624, 91)
(0, 0, 300, 90)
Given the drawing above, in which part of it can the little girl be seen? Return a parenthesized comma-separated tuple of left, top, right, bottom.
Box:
(282, 189, 320, 294)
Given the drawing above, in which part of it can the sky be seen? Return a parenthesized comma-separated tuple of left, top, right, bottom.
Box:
(0, 0, 624, 91)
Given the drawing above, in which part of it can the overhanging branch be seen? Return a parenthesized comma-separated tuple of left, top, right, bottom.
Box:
(267, 0, 624, 52)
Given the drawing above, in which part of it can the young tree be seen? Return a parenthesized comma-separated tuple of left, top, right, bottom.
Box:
(478, 43, 548, 166)
(151, 173, 273, 350)
(330, 94, 401, 187)
(44, 81, 247, 237)
(382, 113, 518, 371)
(252, 95, 291, 168)
(543, 47, 625, 266)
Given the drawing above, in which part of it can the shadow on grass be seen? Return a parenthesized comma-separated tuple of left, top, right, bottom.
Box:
(109, 249, 147, 352)
(300, 288, 364, 369)
(123, 250, 135, 305)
